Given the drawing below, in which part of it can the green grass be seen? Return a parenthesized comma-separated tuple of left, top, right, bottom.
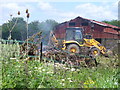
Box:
(0, 43, 119, 88)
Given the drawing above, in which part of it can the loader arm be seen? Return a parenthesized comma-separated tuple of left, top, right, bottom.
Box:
(83, 38, 107, 55)
(48, 31, 58, 47)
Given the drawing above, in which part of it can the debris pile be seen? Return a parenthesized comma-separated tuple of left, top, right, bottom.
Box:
(19, 31, 97, 67)
(43, 49, 97, 67)
(20, 32, 42, 59)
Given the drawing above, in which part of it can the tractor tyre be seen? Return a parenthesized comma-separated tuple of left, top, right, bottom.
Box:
(67, 44, 80, 53)
(89, 47, 100, 57)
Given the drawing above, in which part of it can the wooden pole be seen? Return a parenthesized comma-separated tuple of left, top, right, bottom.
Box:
(26, 18, 28, 57)
(40, 42, 43, 62)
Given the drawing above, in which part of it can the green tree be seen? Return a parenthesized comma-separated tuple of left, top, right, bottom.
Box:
(2, 23, 10, 40)
(2, 17, 27, 40)
(28, 19, 59, 45)
(2, 18, 58, 43)
(102, 20, 120, 27)
(0, 25, 2, 39)
(28, 21, 40, 37)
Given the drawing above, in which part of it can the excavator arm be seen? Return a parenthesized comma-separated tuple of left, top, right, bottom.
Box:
(48, 31, 58, 47)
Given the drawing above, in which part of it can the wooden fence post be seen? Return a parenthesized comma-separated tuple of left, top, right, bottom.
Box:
(40, 42, 43, 62)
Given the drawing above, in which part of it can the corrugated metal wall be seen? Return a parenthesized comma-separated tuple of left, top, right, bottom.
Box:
(54, 17, 119, 39)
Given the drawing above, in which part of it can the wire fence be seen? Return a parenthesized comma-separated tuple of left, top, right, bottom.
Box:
(0, 39, 97, 67)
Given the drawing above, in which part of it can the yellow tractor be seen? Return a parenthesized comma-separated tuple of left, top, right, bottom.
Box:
(49, 27, 107, 57)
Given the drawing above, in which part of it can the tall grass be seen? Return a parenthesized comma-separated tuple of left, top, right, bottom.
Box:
(0, 43, 119, 88)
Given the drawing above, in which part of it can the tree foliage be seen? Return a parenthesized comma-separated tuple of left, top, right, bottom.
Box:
(102, 20, 120, 27)
(1, 17, 59, 45)
(28, 21, 40, 37)
(2, 17, 27, 40)
(28, 19, 59, 45)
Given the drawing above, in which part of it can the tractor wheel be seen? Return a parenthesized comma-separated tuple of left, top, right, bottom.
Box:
(90, 47, 100, 57)
(67, 44, 80, 53)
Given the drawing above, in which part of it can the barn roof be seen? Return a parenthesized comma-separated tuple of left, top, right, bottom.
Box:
(76, 16, 120, 30)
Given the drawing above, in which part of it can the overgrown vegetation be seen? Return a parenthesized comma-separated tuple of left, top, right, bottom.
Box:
(1, 43, 119, 88)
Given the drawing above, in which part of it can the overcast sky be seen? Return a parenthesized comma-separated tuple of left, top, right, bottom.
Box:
(0, 0, 119, 25)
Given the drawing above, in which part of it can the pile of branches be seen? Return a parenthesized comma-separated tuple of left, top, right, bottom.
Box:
(20, 32, 42, 59)
(19, 31, 97, 67)
(43, 49, 98, 67)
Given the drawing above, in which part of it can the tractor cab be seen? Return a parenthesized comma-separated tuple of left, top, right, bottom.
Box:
(84, 34, 92, 39)
(65, 27, 84, 44)
(61, 27, 85, 53)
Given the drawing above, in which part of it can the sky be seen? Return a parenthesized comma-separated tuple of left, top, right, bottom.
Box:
(0, 0, 119, 25)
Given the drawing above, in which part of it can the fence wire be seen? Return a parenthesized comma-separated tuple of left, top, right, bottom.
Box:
(1, 39, 97, 68)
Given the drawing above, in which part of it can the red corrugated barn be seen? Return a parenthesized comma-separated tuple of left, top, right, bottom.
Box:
(54, 16, 120, 40)
(53, 16, 120, 50)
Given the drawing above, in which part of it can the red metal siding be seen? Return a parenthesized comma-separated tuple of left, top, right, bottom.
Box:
(103, 28, 118, 34)
(54, 17, 120, 39)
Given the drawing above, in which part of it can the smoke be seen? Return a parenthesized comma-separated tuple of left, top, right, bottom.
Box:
(38, 19, 58, 31)
(37, 19, 59, 45)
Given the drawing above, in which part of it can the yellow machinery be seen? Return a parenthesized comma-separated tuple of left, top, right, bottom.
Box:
(50, 27, 107, 57)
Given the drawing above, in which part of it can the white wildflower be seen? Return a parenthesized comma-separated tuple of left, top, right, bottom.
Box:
(114, 82, 118, 85)
(47, 71, 53, 74)
(38, 67, 42, 70)
(39, 70, 42, 73)
(76, 69, 80, 71)
(65, 67, 70, 70)
(16, 65, 20, 68)
(62, 83, 65, 86)
(42, 69, 45, 71)
(34, 67, 38, 69)
(60, 82, 65, 86)
(67, 78, 71, 80)
(7, 74, 10, 76)
(16, 59, 19, 62)
(71, 68, 75, 71)
(69, 80, 73, 82)
(10, 58, 16, 60)
(54, 64, 58, 67)
(61, 79, 65, 81)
